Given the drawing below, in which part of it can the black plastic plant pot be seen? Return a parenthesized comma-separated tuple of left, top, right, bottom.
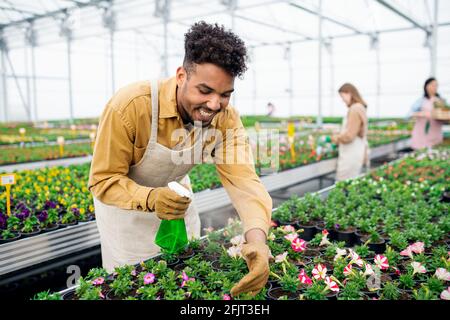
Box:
(106, 288, 137, 300)
(398, 289, 413, 300)
(362, 290, 380, 299)
(441, 191, 450, 203)
(326, 291, 338, 300)
(79, 214, 95, 223)
(173, 263, 187, 273)
(354, 231, 369, 245)
(315, 223, 337, 241)
(176, 248, 196, 261)
(368, 239, 386, 254)
(278, 220, 297, 228)
(295, 223, 317, 241)
(105, 289, 118, 300)
(42, 224, 59, 232)
(302, 248, 323, 259)
(165, 257, 180, 268)
(62, 289, 76, 300)
(20, 227, 41, 238)
(335, 230, 356, 247)
(267, 280, 278, 290)
(0, 282, 19, 295)
(0, 232, 21, 244)
(211, 260, 222, 272)
(266, 287, 299, 300)
(58, 221, 78, 228)
(293, 256, 312, 268)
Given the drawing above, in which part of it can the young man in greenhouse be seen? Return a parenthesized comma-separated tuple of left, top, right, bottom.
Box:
(88, 21, 272, 298)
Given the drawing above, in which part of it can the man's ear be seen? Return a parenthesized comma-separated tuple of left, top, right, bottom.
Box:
(176, 66, 186, 87)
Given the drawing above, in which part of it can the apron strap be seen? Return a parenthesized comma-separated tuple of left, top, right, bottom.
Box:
(150, 80, 159, 144)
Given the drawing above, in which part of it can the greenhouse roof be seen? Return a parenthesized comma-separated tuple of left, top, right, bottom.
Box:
(1, 0, 449, 49)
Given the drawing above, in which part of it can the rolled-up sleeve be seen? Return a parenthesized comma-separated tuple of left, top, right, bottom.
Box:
(88, 100, 152, 211)
(213, 111, 272, 237)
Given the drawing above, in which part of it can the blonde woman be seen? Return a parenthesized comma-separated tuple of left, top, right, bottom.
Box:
(331, 83, 369, 181)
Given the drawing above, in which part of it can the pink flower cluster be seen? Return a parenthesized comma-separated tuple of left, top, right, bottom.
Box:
(181, 271, 195, 287)
(400, 242, 425, 259)
(92, 277, 104, 286)
(143, 273, 156, 285)
(298, 269, 312, 285)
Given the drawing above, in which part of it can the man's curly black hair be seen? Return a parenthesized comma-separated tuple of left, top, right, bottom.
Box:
(183, 21, 248, 79)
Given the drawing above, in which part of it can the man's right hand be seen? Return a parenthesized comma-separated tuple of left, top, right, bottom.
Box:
(147, 187, 191, 220)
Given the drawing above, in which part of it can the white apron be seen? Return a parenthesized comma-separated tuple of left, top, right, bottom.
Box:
(335, 105, 369, 181)
(94, 80, 201, 272)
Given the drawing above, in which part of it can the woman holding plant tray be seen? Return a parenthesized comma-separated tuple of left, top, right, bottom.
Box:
(332, 83, 369, 181)
(408, 78, 444, 150)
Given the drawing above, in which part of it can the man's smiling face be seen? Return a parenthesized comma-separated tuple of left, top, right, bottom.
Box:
(176, 63, 235, 127)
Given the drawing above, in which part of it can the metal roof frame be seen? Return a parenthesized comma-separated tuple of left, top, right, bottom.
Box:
(0, 0, 448, 123)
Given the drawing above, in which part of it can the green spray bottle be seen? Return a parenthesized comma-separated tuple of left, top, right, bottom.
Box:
(155, 181, 191, 254)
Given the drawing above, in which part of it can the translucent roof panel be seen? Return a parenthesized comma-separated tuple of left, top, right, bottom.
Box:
(0, 0, 449, 121)
(0, 0, 94, 25)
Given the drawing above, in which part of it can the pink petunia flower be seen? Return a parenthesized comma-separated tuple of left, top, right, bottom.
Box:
(400, 246, 414, 259)
(312, 264, 327, 280)
(324, 276, 339, 292)
(348, 250, 364, 267)
(374, 254, 389, 270)
(203, 227, 214, 234)
(435, 268, 450, 281)
(364, 263, 375, 276)
(291, 238, 307, 252)
(281, 225, 296, 233)
(343, 264, 353, 277)
(223, 294, 231, 300)
(227, 246, 242, 258)
(409, 242, 425, 254)
(298, 269, 313, 285)
(319, 233, 331, 246)
(440, 287, 450, 300)
(284, 233, 299, 242)
(92, 277, 104, 286)
(143, 273, 155, 285)
(275, 252, 288, 263)
(181, 271, 195, 287)
(230, 235, 245, 246)
(334, 248, 347, 261)
(411, 262, 427, 275)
